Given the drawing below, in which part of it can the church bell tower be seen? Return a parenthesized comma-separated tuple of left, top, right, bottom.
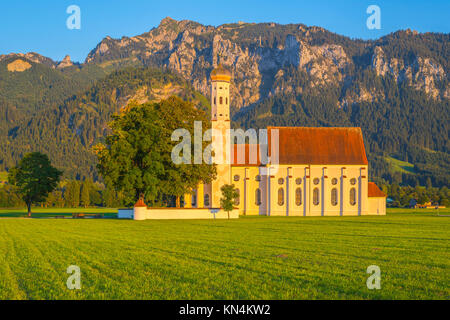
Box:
(210, 64, 232, 208)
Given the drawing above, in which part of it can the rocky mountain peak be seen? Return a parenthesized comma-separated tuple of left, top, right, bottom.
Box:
(0, 52, 57, 68)
(82, 19, 448, 106)
(57, 55, 73, 69)
(159, 16, 177, 26)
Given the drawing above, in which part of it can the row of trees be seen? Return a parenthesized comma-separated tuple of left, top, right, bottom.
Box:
(374, 177, 449, 208)
(0, 179, 124, 209)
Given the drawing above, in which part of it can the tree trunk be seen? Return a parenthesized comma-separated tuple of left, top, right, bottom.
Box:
(176, 196, 180, 208)
(227, 211, 230, 219)
(27, 202, 32, 217)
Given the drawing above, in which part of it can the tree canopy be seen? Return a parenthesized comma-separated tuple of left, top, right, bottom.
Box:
(8, 152, 62, 216)
(95, 96, 216, 207)
(220, 184, 239, 219)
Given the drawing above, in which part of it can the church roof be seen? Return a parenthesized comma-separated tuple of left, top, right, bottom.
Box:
(231, 144, 261, 166)
(368, 182, 387, 197)
(268, 127, 368, 165)
(211, 64, 232, 82)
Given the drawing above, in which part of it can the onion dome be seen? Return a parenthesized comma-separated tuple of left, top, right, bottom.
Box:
(210, 64, 232, 82)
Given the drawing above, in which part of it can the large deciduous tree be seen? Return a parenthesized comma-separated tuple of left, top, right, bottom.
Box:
(95, 96, 216, 207)
(8, 152, 62, 216)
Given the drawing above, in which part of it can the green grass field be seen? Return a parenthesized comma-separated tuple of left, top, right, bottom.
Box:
(0, 208, 448, 300)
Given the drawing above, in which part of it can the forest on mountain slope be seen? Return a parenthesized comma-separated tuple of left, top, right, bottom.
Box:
(0, 67, 209, 179)
(0, 19, 448, 188)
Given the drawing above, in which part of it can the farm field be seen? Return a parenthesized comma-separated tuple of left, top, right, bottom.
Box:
(0, 208, 448, 300)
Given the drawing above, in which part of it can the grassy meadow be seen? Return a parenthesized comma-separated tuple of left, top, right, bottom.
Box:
(0, 208, 448, 300)
(0, 207, 117, 218)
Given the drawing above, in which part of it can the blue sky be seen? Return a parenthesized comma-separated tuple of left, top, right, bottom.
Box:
(1, 0, 448, 63)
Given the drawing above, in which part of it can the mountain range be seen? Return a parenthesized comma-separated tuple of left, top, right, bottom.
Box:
(0, 17, 448, 186)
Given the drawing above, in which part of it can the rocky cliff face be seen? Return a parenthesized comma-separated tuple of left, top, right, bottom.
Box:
(0, 52, 57, 68)
(57, 55, 74, 69)
(84, 18, 449, 108)
(371, 46, 448, 100)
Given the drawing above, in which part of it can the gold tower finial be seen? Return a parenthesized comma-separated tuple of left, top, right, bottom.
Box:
(211, 54, 231, 82)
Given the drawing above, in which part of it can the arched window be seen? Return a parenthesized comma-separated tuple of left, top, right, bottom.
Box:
(331, 188, 338, 206)
(204, 194, 210, 207)
(278, 188, 284, 206)
(234, 189, 240, 205)
(350, 188, 356, 206)
(313, 188, 320, 206)
(295, 187, 302, 206)
(191, 193, 197, 207)
(255, 188, 261, 206)
(219, 97, 223, 105)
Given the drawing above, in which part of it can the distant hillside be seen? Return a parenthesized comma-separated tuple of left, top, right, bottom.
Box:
(0, 18, 448, 186)
(83, 18, 450, 186)
(0, 67, 209, 179)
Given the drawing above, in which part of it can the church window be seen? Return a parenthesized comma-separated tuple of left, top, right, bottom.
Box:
(255, 175, 261, 181)
(255, 188, 261, 206)
(219, 97, 223, 104)
(332, 178, 338, 185)
(278, 188, 284, 206)
(191, 194, 197, 207)
(350, 178, 357, 185)
(295, 188, 302, 206)
(234, 189, 240, 205)
(350, 188, 356, 206)
(278, 178, 284, 185)
(204, 194, 210, 207)
(331, 188, 338, 206)
(313, 178, 320, 185)
(313, 188, 320, 205)
(233, 175, 240, 181)
(295, 178, 302, 185)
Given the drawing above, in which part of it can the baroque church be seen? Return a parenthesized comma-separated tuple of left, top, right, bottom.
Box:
(182, 64, 387, 217)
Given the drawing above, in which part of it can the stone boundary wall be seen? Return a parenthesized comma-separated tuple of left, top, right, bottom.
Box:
(133, 207, 239, 220)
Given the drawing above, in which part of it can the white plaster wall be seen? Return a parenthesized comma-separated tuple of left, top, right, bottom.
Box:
(133, 207, 239, 220)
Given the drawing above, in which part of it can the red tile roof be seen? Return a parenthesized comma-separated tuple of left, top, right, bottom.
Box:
(231, 144, 261, 166)
(267, 127, 368, 165)
(368, 182, 387, 197)
(134, 199, 147, 207)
